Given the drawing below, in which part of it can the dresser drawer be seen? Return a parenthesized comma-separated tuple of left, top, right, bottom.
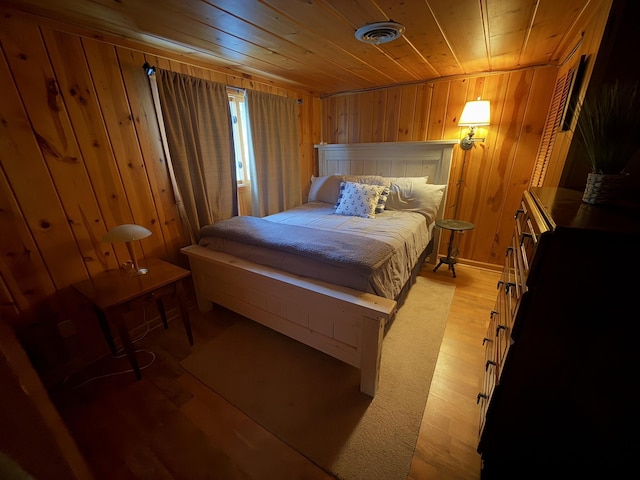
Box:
(511, 229, 526, 300)
(478, 301, 499, 436)
(514, 191, 546, 277)
(504, 234, 522, 314)
(495, 283, 511, 378)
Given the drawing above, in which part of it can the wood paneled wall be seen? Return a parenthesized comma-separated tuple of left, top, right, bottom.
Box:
(321, 68, 559, 267)
(319, 0, 611, 269)
(551, 0, 633, 189)
(0, 10, 321, 383)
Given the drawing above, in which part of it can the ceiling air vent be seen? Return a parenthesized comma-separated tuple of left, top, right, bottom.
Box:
(355, 21, 406, 45)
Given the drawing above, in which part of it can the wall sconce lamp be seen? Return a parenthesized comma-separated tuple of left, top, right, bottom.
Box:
(103, 224, 152, 276)
(459, 98, 491, 150)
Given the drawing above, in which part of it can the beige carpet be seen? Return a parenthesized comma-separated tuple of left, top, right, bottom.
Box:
(181, 275, 455, 480)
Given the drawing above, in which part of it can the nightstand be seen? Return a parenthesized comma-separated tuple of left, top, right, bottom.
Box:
(433, 219, 475, 277)
(72, 258, 193, 379)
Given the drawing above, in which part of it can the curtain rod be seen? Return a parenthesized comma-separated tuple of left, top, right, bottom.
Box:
(142, 62, 302, 104)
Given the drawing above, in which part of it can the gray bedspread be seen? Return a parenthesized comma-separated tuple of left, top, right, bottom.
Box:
(199, 216, 394, 275)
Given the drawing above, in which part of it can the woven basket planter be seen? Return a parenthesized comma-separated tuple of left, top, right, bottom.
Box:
(582, 173, 629, 205)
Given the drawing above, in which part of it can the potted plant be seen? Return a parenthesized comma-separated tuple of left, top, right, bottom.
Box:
(572, 80, 640, 204)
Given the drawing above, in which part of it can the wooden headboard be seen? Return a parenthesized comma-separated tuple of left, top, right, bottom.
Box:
(315, 141, 456, 185)
(314, 140, 458, 264)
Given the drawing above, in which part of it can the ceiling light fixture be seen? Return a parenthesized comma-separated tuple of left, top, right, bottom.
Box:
(355, 21, 406, 45)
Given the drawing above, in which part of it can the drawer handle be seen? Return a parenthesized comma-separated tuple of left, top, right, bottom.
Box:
(482, 337, 492, 345)
(505, 282, 516, 294)
(520, 232, 533, 245)
(485, 360, 496, 371)
(496, 280, 504, 289)
(505, 246, 513, 256)
(514, 209, 524, 219)
(496, 324, 506, 336)
(490, 310, 499, 319)
(477, 393, 488, 404)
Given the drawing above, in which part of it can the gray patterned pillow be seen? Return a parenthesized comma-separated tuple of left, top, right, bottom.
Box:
(335, 182, 384, 218)
(335, 182, 390, 213)
(376, 186, 391, 213)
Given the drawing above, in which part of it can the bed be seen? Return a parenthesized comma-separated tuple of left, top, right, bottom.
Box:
(181, 141, 456, 396)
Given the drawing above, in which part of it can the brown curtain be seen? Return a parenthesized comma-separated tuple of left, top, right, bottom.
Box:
(153, 69, 237, 242)
(246, 91, 301, 216)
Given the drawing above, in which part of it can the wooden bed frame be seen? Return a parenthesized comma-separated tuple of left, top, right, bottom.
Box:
(181, 141, 456, 397)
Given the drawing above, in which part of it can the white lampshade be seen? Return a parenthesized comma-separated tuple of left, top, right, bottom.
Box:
(458, 99, 491, 126)
(103, 224, 152, 275)
(103, 224, 152, 243)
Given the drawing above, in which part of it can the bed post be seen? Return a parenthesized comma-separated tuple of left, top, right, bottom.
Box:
(360, 314, 387, 396)
(189, 258, 213, 312)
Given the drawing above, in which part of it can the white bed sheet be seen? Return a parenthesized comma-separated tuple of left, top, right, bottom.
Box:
(199, 201, 432, 299)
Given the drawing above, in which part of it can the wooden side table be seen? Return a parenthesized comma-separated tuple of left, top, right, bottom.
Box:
(433, 219, 475, 278)
(72, 257, 193, 379)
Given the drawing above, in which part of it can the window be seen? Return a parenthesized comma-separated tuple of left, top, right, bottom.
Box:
(228, 88, 251, 185)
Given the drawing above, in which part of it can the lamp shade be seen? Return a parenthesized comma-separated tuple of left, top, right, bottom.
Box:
(458, 99, 491, 126)
(103, 224, 152, 275)
(103, 224, 152, 243)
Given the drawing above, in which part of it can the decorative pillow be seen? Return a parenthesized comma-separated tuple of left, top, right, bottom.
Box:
(308, 175, 343, 204)
(335, 182, 391, 213)
(375, 186, 391, 214)
(335, 176, 391, 209)
(335, 182, 384, 218)
(385, 183, 447, 223)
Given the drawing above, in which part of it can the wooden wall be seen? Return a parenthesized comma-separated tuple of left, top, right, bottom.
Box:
(320, 0, 611, 269)
(554, 0, 637, 189)
(321, 68, 559, 267)
(0, 10, 321, 383)
(535, 0, 614, 189)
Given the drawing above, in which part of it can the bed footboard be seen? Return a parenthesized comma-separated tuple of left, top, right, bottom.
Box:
(181, 245, 397, 397)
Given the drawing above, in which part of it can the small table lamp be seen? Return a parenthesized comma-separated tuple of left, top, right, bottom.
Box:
(103, 224, 152, 275)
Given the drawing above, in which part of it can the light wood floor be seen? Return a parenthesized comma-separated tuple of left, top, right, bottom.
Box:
(51, 263, 500, 480)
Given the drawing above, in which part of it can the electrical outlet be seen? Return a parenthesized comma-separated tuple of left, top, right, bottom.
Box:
(57, 320, 77, 338)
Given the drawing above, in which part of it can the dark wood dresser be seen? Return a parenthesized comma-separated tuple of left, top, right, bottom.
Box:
(477, 187, 640, 479)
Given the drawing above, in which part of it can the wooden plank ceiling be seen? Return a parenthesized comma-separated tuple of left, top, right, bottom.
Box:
(3, 0, 597, 95)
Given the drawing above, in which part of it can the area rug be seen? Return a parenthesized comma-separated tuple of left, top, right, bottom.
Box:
(180, 275, 455, 480)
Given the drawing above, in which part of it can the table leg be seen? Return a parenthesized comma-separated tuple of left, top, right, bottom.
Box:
(94, 306, 117, 356)
(176, 279, 193, 346)
(156, 298, 169, 330)
(113, 311, 141, 380)
(446, 229, 456, 262)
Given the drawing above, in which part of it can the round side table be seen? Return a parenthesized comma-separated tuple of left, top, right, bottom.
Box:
(433, 219, 475, 277)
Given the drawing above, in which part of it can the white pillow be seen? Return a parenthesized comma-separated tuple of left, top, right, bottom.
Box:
(385, 177, 430, 207)
(385, 183, 447, 223)
(376, 186, 391, 214)
(335, 182, 384, 219)
(308, 175, 343, 204)
(383, 176, 429, 187)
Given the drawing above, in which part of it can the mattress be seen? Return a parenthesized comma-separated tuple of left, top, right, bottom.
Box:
(198, 201, 432, 299)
